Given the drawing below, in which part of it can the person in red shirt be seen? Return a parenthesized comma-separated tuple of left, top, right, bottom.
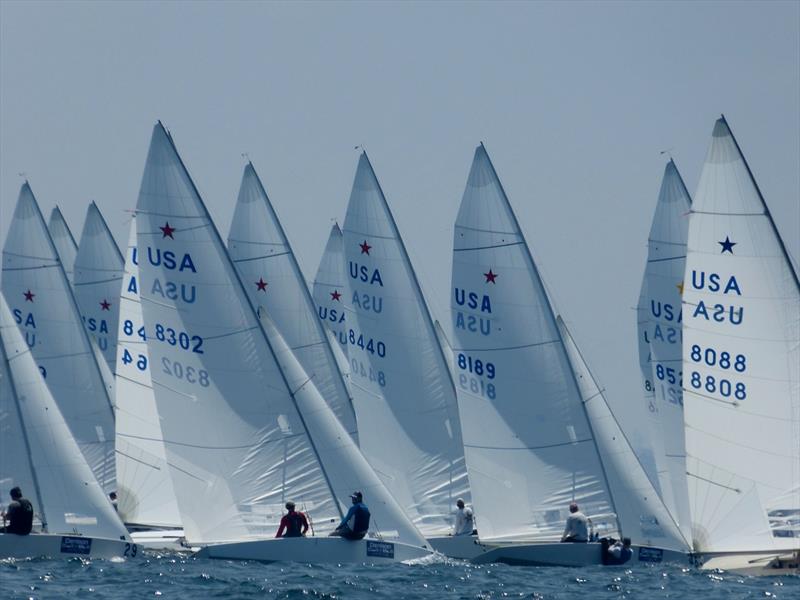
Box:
(275, 501, 309, 538)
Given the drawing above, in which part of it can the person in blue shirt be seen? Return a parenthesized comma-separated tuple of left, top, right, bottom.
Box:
(330, 491, 370, 540)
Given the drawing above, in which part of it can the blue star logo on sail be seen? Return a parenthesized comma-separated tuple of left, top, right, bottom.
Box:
(24, 289, 35, 302)
(255, 277, 268, 292)
(330, 290, 342, 302)
(160, 222, 176, 239)
(718, 236, 736, 254)
(484, 269, 497, 284)
(100, 299, 111, 311)
(360, 240, 371, 255)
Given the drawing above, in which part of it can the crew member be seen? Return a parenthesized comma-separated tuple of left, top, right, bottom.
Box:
(560, 502, 589, 543)
(453, 498, 474, 536)
(1, 487, 34, 535)
(275, 502, 309, 538)
(330, 491, 370, 540)
(603, 537, 633, 565)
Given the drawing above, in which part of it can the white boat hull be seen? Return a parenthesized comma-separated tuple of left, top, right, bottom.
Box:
(195, 536, 431, 564)
(130, 529, 187, 551)
(0, 533, 134, 559)
(427, 534, 484, 559)
(696, 551, 800, 576)
(470, 541, 688, 567)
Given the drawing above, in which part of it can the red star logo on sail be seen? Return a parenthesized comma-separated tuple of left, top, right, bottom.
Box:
(23, 289, 35, 302)
(330, 290, 342, 302)
(484, 269, 498, 284)
(255, 278, 268, 292)
(100, 299, 111, 311)
(360, 240, 371, 255)
(160, 222, 175, 239)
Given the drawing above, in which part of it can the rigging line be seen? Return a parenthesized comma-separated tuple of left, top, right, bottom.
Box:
(453, 338, 560, 353)
(73, 276, 124, 286)
(685, 390, 795, 421)
(2, 264, 60, 272)
(455, 223, 519, 236)
(647, 239, 685, 247)
(685, 423, 797, 458)
(134, 209, 209, 220)
(2, 250, 61, 262)
(231, 251, 292, 263)
(690, 209, 765, 217)
(114, 449, 162, 471)
(465, 438, 593, 451)
(454, 240, 526, 252)
(686, 472, 741, 493)
(340, 227, 397, 242)
(227, 238, 287, 249)
(6, 347, 92, 362)
(161, 431, 306, 451)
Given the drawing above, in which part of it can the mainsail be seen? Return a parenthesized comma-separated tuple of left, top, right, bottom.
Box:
(134, 122, 425, 548)
(114, 214, 182, 528)
(227, 164, 358, 439)
(74, 202, 125, 371)
(312, 223, 350, 358)
(341, 152, 470, 536)
(638, 160, 694, 543)
(1, 183, 116, 493)
(48, 206, 79, 283)
(450, 143, 617, 542)
(682, 116, 800, 553)
(0, 293, 128, 540)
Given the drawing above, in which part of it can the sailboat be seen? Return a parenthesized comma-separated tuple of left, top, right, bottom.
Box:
(47, 206, 79, 284)
(113, 214, 184, 548)
(636, 160, 694, 544)
(0, 293, 133, 559)
(133, 122, 430, 563)
(451, 144, 690, 566)
(227, 163, 358, 440)
(1, 183, 117, 494)
(340, 152, 473, 557)
(682, 116, 799, 575)
(73, 202, 125, 372)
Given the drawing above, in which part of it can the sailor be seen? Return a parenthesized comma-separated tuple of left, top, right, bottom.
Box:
(560, 502, 589, 543)
(109, 491, 119, 512)
(0, 487, 34, 535)
(453, 498, 474, 536)
(275, 501, 309, 538)
(330, 491, 370, 540)
(604, 537, 633, 565)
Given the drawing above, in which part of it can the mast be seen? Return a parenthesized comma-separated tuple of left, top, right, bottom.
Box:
(158, 123, 345, 521)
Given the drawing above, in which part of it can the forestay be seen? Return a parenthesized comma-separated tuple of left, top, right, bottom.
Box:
(638, 160, 693, 544)
(0, 294, 129, 541)
(114, 215, 182, 529)
(1, 183, 116, 494)
(134, 123, 425, 548)
(558, 316, 690, 552)
(227, 165, 358, 439)
(450, 144, 616, 542)
(312, 223, 350, 359)
(48, 206, 79, 284)
(342, 152, 469, 536)
(74, 202, 125, 372)
(682, 117, 800, 553)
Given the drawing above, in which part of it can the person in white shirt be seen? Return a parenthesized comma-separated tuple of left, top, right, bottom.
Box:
(453, 498, 474, 536)
(560, 502, 589, 542)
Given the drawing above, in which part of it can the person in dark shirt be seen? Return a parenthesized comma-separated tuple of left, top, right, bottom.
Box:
(330, 491, 370, 540)
(1, 487, 34, 535)
(275, 502, 309, 538)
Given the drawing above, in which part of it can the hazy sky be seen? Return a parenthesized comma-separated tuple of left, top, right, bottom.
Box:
(2, 1, 798, 420)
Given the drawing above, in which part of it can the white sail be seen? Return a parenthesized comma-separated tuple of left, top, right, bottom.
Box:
(114, 215, 182, 528)
(48, 206, 79, 284)
(74, 202, 125, 372)
(682, 117, 800, 553)
(312, 223, 350, 358)
(0, 293, 129, 541)
(1, 183, 116, 493)
(134, 122, 425, 548)
(638, 160, 693, 543)
(451, 144, 617, 542)
(558, 316, 690, 552)
(342, 152, 470, 536)
(227, 164, 357, 438)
